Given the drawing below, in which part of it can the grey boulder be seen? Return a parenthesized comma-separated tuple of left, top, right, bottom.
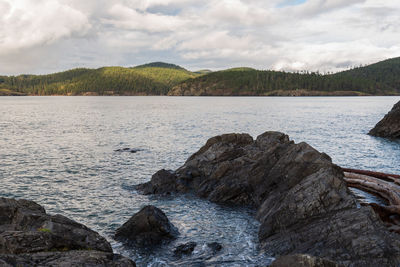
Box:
(0, 197, 135, 266)
(115, 205, 179, 246)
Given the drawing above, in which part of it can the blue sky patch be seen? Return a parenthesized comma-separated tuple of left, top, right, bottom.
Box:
(278, 0, 307, 8)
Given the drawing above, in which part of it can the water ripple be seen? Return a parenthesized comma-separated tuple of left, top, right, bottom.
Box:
(0, 96, 399, 266)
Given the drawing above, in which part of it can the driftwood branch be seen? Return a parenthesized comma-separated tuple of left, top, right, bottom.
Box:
(342, 168, 400, 233)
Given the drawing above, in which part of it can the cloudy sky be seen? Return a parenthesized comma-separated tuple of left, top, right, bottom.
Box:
(0, 0, 399, 75)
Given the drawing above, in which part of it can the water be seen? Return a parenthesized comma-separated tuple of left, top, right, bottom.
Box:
(0, 96, 399, 266)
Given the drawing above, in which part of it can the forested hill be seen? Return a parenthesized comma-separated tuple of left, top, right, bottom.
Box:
(169, 57, 400, 96)
(134, 62, 187, 70)
(1, 58, 400, 96)
(0, 63, 198, 96)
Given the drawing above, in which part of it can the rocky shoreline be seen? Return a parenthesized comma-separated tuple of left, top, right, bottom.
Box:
(369, 100, 400, 138)
(137, 131, 400, 266)
(2, 131, 400, 266)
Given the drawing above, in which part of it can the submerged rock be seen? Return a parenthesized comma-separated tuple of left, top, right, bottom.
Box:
(115, 148, 141, 153)
(369, 100, 400, 138)
(137, 131, 400, 266)
(0, 197, 135, 266)
(115, 205, 179, 246)
(207, 242, 222, 253)
(174, 242, 197, 257)
(270, 254, 342, 267)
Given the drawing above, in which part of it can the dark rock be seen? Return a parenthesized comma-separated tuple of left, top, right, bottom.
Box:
(0, 250, 135, 266)
(0, 197, 111, 253)
(369, 100, 400, 138)
(137, 131, 400, 266)
(207, 242, 222, 253)
(0, 197, 135, 266)
(270, 254, 342, 267)
(115, 148, 141, 153)
(136, 169, 179, 195)
(115, 205, 179, 246)
(174, 242, 197, 256)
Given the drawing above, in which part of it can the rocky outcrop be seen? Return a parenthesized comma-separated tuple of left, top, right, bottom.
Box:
(369, 100, 400, 138)
(115, 205, 179, 246)
(270, 254, 342, 267)
(0, 197, 135, 266)
(136, 131, 400, 266)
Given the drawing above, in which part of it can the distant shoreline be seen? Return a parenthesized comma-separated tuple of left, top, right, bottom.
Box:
(1, 57, 400, 97)
(1, 91, 399, 97)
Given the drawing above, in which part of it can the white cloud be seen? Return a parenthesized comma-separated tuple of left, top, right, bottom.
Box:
(0, 0, 90, 56)
(105, 4, 185, 32)
(0, 0, 400, 74)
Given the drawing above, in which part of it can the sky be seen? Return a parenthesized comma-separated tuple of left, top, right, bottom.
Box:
(0, 0, 399, 75)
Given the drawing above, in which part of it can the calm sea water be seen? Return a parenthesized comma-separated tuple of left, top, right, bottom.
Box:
(1, 96, 399, 266)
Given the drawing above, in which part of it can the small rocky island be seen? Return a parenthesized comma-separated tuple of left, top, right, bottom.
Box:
(369, 100, 400, 138)
(137, 131, 400, 266)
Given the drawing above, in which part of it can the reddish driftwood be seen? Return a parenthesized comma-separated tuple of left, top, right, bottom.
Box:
(342, 168, 400, 233)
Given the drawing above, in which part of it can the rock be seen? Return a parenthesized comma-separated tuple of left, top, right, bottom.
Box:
(115, 205, 179, 246)
(369, 100, 400, 138)
(0, 197, 111, 253)
(207, 242, 222, 253)
(0, 250, 135, 266)
(136, 169, 179, 195)
(115, 148, 141, 153)
(137, 131, 400, 266)
(270, 254, 342, 267)
(0, 197, 135, 266)
(173, 242, 197, 256)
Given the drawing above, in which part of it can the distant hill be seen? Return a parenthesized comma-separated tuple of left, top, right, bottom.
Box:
(169, 57, 400, 96)
(1, 58, 400, 96)
(194, 69, 213, 74)
(0, 63, 198, 95)
(134, 62, 187, 71)
(331, 57, 400, 95)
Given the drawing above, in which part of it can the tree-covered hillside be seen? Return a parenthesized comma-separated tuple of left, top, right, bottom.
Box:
(0, 64, 198, 96)
(170, 57, 400, 96)
(1, 58, 400, 96)
(134, 62, 187, 71)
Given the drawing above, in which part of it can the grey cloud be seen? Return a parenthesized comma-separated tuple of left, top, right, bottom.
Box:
(0, 0, 400, 75)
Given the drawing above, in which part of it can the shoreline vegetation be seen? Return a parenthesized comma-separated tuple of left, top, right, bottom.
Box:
(1, 58, 400, 96)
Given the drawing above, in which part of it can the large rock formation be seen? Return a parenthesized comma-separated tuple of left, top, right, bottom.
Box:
(115, 205, 179, 246)
(369, 100, 400, 138)
(0, 197, 135, 266)
(137, 131, 400, 266)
